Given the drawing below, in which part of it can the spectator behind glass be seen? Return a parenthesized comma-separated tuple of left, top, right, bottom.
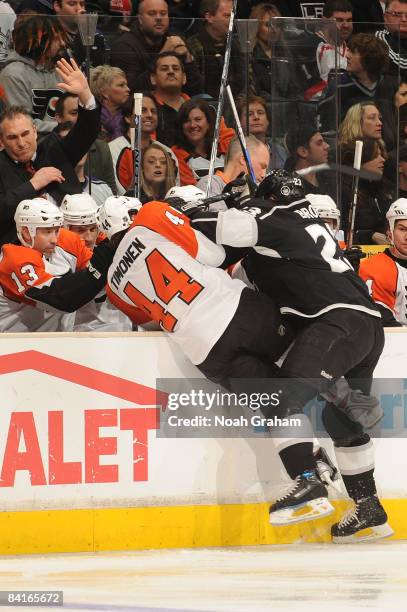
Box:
(90, 65, 130, 141)
(249, 3, 299, 104)
(319, 33, 391, 132)
(108, 92, 180, 195)
(318, 0, 353, 81)
(384, 145, 407, 199)
(52, 0, 110, 69)
(55, 120, 114, 207)
(110, 0, 203, 95)
(351, 0, 384, 34)
(339, 103, 384, 147)
(285, 124, 330, 194)
(150, 52, 191, 147)
(341, 137, 391, 245)
(187, 0, 245, 98)
(236, 94, 287, 170)
(376, 0, 407, 79)
(0, 1, 15, 67)
(0, 13, 67, 136)
(140, 142, 176, 202)
(52, 92, 117, 194)
(171, 98, 235, 186)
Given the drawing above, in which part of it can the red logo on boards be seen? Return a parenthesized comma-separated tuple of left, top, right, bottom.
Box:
(0, 351, 164, 488)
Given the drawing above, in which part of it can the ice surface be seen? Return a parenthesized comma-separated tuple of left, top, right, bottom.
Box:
(1, 541, 406, 611)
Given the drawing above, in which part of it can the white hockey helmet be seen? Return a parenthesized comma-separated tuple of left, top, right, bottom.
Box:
(165, 185, 205, 204)
(14, 198, 63, 247)
(386, 198, 407, 233)
(105, 195, 142, 215)
(306, 194, 341, 230)
(98, 197, 132, 239)
(60, 193, 99, 227)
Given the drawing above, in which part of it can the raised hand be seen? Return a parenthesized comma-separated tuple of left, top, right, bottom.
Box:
(55, 58, 93, 106)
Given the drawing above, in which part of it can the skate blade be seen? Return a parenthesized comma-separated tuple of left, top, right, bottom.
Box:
(269, 497, 334, 526)
(332, 522, 394, 544)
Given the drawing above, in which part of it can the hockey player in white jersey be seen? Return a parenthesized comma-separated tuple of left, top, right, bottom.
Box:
(61, 193, 134, 331)
(100, 187, 294, 385)
(0, 198, 115, 332)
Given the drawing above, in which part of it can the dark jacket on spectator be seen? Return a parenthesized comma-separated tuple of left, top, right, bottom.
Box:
(152, 91, 190, 148)
(375, 30, 407, 80)
(251, 41, 300, 102)
(341, 178, 392, 245)
(319, 70, 394, 133)
(0, 104, 100, 246)
(110, 21, 203, 95)
(352, 0, 384, 34)
(187, 26, 245, 98)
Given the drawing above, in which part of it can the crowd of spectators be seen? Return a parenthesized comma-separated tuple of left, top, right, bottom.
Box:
(1, 0, 407, 328)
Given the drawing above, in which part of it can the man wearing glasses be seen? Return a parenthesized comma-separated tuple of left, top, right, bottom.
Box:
(376, 0, 407, 78)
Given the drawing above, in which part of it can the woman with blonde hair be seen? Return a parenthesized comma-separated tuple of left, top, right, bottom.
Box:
(339, 102, 384, 147)
(140, 143, 177, 204)
(90, 65, 130, 141)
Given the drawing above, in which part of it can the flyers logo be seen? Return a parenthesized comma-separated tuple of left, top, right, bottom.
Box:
(32, 89, 63, 121)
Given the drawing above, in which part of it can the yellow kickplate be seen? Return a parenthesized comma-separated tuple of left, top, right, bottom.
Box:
(0, 498, 405, 555)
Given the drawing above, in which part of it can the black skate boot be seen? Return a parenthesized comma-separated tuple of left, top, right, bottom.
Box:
(332, 495, 394, 543)
(269, 470, 334, 525)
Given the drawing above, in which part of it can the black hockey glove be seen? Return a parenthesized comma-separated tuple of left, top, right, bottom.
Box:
(222, 176, 248, 209)
(343, 246, 366, 272)
(165, 197, 206, 219)
(87, 239, 115, 280)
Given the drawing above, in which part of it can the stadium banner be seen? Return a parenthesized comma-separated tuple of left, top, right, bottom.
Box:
(0, 330, 406, 553)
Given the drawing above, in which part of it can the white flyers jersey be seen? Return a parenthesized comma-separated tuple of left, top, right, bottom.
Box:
(106, 201, 246, 364)
(0, 228, 91, 332)
(73, 289, 132, 331)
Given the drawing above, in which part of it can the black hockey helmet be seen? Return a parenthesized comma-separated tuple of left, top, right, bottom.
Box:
(255, 170, 305, 203)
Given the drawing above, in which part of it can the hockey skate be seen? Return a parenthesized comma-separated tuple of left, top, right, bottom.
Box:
(314, 447, 342, 493)
(269, 470, 334, 525)
(332, 495, 394, 543)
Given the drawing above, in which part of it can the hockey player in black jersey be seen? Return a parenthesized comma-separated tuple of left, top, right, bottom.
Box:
(185, 169, 392, 542)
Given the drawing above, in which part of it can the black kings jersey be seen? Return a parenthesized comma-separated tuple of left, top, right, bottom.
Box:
(192, 198, 380, 319)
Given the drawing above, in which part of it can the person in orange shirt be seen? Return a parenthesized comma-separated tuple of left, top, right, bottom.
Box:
(0, 198, 114, 332)
(359, 198, 407, 326)
(172, 98, 235, 186)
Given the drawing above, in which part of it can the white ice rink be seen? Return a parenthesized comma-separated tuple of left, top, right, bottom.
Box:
(1, 541, 407, 612)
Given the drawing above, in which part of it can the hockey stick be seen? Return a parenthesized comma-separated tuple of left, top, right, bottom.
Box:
(131, 93, 143, 199)
(296, 159, 378, 182)
(226, 85, 257, 195)
(346, 140, 363, 249)
(205, 0, 238, 198)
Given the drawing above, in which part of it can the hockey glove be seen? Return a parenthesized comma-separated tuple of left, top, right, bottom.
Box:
(343, 246, 366, 272)
(323, 379, 383, 429)
(87, 239, 115, 280)
(222, 176, 249, 209)
(165, 197, 206, 219)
